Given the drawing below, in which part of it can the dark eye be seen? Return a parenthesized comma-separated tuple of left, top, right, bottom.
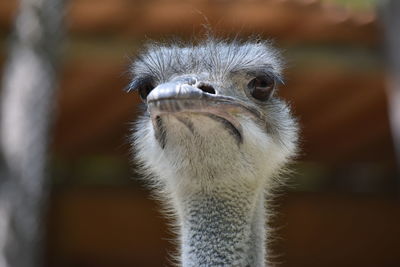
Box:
(247, 75, 275, 102)
(135, 77, 155, 101)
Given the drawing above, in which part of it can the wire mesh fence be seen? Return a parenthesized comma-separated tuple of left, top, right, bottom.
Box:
(0, 0, 64, 266)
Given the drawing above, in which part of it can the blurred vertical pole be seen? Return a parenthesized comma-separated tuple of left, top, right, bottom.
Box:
(382, 0, 400, 178)
(0, 0, 64, 266)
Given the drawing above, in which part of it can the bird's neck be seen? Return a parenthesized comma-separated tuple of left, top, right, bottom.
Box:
(178, 186, 267, 267)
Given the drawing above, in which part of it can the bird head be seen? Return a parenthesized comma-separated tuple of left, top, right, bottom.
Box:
(129, 39, 298, 191)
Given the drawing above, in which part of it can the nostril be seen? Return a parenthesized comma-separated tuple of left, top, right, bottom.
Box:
(197, 83, 216, 95)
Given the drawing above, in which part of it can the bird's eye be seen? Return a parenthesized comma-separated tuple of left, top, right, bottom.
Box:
(136, 78, 155, 101)
(247, 75, 275, 102)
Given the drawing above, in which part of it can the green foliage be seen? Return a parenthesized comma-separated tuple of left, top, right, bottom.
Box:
(324, 0, 377, 11)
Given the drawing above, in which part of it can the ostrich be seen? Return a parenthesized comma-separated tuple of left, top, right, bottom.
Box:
(128, 38, 298, 267)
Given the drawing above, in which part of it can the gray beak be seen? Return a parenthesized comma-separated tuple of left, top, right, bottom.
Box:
(147, 79, 209, 104)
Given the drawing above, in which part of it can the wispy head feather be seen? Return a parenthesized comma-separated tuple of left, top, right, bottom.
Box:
(127, 37, 283, 92)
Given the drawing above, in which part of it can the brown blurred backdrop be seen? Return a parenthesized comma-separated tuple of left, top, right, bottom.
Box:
(1, 0, 399, 266)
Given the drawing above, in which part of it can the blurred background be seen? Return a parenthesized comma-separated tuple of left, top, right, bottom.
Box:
(0, 0, 399, 266)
